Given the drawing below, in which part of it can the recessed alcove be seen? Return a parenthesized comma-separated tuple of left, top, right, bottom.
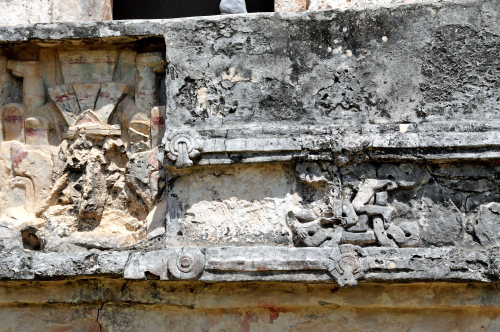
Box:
(112, 0, 274, 20)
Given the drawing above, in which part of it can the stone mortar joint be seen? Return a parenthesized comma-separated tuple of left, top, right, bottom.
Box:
(164, 129, 203, 168)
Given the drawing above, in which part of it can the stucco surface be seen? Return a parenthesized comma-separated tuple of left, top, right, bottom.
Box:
(0, 281, 499, 331)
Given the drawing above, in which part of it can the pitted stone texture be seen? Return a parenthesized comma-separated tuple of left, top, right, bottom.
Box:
(475, 203, 500, 247)
(165, 0, 499, 130)
(165, 163, 299, 247)
(276, 0, 445, 12)
(0, 246, 496, 284)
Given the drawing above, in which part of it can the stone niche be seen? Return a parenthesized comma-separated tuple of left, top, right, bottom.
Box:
(0, 36, 167, 251)
(0, 0, 498, 291)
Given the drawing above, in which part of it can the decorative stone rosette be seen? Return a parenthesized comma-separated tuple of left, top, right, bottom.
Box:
(328, 246, 364, 287)
(164, 129, 203, 168)
(168, 247, 205, 280)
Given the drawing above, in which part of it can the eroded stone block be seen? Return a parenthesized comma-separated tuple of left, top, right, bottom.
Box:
(475, 202, 500, 247)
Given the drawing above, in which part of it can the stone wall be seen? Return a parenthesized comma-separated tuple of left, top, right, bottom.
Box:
(0, 0, 112, 25)
(0, 0, 497, 282)
(0, 280, 499, 331)
(0, 0, 498, 329)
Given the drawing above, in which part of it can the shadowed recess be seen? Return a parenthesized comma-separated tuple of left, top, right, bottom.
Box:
(113, 0, 274, 20)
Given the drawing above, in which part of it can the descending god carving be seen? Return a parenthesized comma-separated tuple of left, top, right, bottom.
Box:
(0, 44, 167, 250)
(286, 162, 419, 248)
(286, 161, 500, 249)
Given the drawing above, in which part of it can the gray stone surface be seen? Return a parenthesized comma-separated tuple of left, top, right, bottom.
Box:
(0, 0, 498, 287)
(475, 203, 500, 247)
(0, 246, 496, 285)
(163, 0, 498, 137)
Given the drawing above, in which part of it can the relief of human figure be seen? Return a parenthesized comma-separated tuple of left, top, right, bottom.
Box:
(287, 166, 420, 248)
(287, 176, 357, 247)
(351, 178, 419, 247)
(0, 100, 54, 220)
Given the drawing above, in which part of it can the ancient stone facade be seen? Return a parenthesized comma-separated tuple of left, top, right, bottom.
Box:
(0, 39, 167, 251)
(0, 0, 498, 330)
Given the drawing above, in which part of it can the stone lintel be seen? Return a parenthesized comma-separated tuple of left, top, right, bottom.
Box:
(1, 246, 497, 286)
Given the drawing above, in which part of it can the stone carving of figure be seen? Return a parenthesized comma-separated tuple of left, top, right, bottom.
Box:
(220, 0, 248, 14)
(287, 176, 357, 247)
(287, 163, 421, 248)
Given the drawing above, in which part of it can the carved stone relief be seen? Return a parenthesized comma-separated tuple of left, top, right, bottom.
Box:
(0, 0, 496, 292)
(285, 161, 500, 250)
(0, 43, 167, 250)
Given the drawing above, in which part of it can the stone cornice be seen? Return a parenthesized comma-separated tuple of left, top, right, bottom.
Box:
(1, 246, 498, 286)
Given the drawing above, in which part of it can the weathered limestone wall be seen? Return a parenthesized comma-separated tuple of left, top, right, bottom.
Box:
(0, 0, 112, 26)
(0, 0, 498, 330)
(275, 0, 435, 12)
(0, 0, 497, 285)
(161, 0, 499, 250)
(0, 280, 499, 331)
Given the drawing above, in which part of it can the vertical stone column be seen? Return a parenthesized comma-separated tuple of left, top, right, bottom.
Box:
(150, 106, 166, 147)
(25, 117, 49, 146)
(135, 53, 166, 115)
(1, 104, 25, 142)
(7, 61, 45, 114)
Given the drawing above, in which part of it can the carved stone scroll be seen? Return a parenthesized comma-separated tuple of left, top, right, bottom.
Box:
(165, 129, 202, 168)
(123, 248, 205, 281)
(167, 247, 205, 280)
(328, 246, 364, 287)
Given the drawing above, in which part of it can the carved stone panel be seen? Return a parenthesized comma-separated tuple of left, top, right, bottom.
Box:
(0, 39, 167, 251)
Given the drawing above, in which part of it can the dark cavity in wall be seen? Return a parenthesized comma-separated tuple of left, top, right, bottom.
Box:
(113, 0, 274, 20)
(21, 227, 43, 251)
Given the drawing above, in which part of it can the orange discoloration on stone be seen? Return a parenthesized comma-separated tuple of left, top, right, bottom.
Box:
(260, 304, 294, 324)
